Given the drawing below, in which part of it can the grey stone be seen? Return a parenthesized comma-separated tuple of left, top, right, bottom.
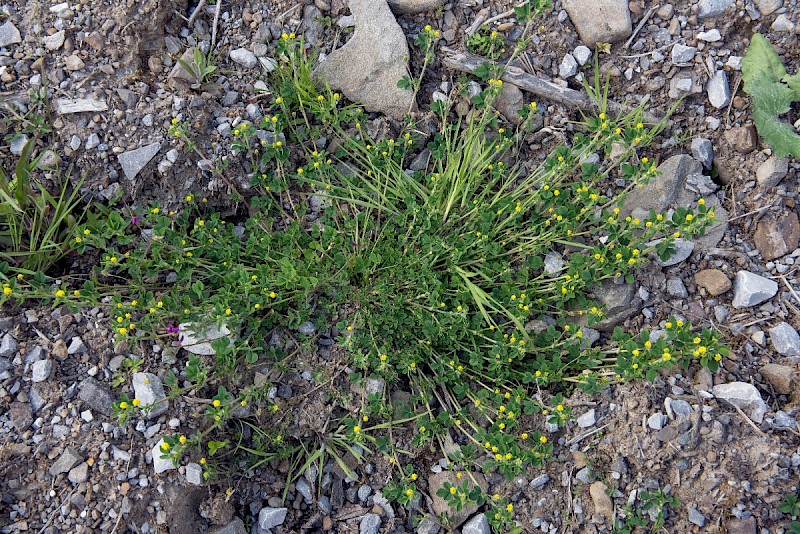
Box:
(417, 518, 440, 534)
(707, 70, 730, 109)
(67, 336, 87, 355)
(360, 513, 381, 534)
(429, 471, 488, 527)
(688, 507, 706, 527)
(691, 138, 713, 169)
(666, 278, 688, 298)
(10, 402, 33, 432)
(31, 359, 53, 382)
(761, 364, 794, 394)
(732, 271, 778, 308)
(78, 378, 114, 415)
(386, 0, 446, 14)
(530, 474, 550, 490)
(544, 252, 564, 276)
(209, 518, 247, 534)
(580, 281, 642, 332)
(698, 0, 733, 18)
(298, 321, 316, 335)
(315, 0, 415, 120)
(0, 333, 18, 358)
(179, 321, 233, 355)
(712, 382, 768, 423)
(670, 399, 694, 418)
(372, 491, 394, 518)
(152, 438, 176, 474)
(186, 462, 203, 485)
(258, 507, 288, 530)
(769, 322, 800, 358)
(573, 45, 592, 66)
(648, 238, 694, 267)
(133, 372, 168, 418)
(9, 135, 27, 156)
(462, 513, 490, 534)
(772, 14, 795, 32)
(695, 196, 728, 250)
(229, 48, 257, 68)
(755, 0, 782, 15)
(576, 409, 596, 428)
(559, 54, 578, 79)
(756, 156, 789, 188)
(44, 30, 66, 50)
(493, 83, 524, 124)
(85, 133, 100, 150)
(296, 477, 313, 503)
(65, 54, 86, 71)
(68, 462, 89, 484)
(70, 135, 81, 151)
(358, 484, 372, 502)
(621, 155, 700, 217)
(671, 44, 697, 64)
(563, 0, 632, 46)
(0, 21, 21, 47)
(773, 411, 797, 430)
(647, 413, 666, 430)
(697, 29, 722, 42)
(118, 143, 161, 181)
(259, 57, 278, 73)
(685, 172, 717, 195)
(50, 447, 83, 476)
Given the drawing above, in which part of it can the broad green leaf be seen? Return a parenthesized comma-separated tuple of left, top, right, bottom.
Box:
(742, 33, 787, 85)
(752, 106, 800, 158)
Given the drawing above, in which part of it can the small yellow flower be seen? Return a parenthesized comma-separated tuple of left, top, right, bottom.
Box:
(161, 442, 170, 451)
(185, 195, 193, 202)
(199, 457, 206, 465)
(411, 473, 418, 481)
(119, 402, 128, 410)
(213, 400, 221, 407)
(179, 435, 187, 444)
(83, 229, 91, 235)
(55, 289, 66, 298)
(405, 489, 414, 497)
(269, 291, 277, 299)
(151, 208, 160, 214)
(353, 425, 361, 434)
(3, 287, 11, 295)
(225, 308, 232, 315)
(506, 504, 514, 512)
(685, 214, 693, 222)
(539, 435, 547, 444)
(132, 399, 141, 407)
(275, 97, 283, 104)
(698, 198, 705, 206)
(450, 486, 457, 494)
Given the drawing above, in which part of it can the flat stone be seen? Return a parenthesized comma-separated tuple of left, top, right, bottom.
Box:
(50, 447, 83, 476)
(53, 98, 108, 114)
(118, 143, 161, 181)
(621, 155, 700, 217)
(31, 359, 53, 382)
(461, 513, 490, 534)
(186, 462, 203, 485)
(78, 377, 114, 415)
(725, 125, 758, 154)
(68, 462, 89, 484)
(760, 364, 794, 395)
(530, 474, 550, 490)
(65, 54, 86, 71)
(707, 70, 730, 109)
(209, 518, 247, 534)
(755, 0, 782, 15)
(573, 45, 592, 66)
(727, 517, 757, 534)
(671, 44, 697, 64)
(647, 413, 666, 430)
(589, 481, 614, 517)
(417, 517, 440, 534)
(712, 382, 768, 423)
(544, 252, 564, 276)
(386, 0, 446, 13)
(769, 322, 800, 358)
(576, 409, 596, 428)
(688, 507, 706, 527)
(559, 54, 578, 79)
(132, 372, 168, 418)
(44, 30, 66, 51)
(258, 507, 288, 530)
(360, 513, 381, 534)
(0, 21, 21, 47)
(756, 156, 789, 187)
(152, 439, 176, 474)
(493, 83, 524, 124)
(697, 29, 722, 42)
(772, 14, 795, 32)
(698, 0, 733, 18)
(179, 321, 234, 355)
(580, 281, 642, 332)
(315, 0, 415, 120)
(10, 402, 33, 432)
(0, 333, 17, 358)
(694, 269, 731, 296)
(691, 138, 713, 169)
(429, 471, 488, 527)
(731, 271, 778, 308)
(563, 0, 632, 46)
(229, 48, 257, 68)
(666, 278, 688, 298)
(753, 212, 800, 261)
(649, 238, 694, 267)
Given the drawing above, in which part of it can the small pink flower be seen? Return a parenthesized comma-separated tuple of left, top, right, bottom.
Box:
(167, 324, 179, 335)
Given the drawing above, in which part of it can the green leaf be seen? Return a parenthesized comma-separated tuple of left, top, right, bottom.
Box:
(742, 34, 787, 84)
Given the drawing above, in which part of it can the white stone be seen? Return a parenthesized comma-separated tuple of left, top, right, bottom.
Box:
(697, 29, 722, 42)
(462, 513, 490, 534)
(118, 143, 161, 181)
(179, 321, 234, 355)
(562, 0, 632, 46)
(185, 462, 203, 485)
(576, 409, 596, 428)
(31, 359, 53, 382)
(769, 322, 800, 358)
(698, 0, 733, 18)
(229, 48, 258, 68)
(132, 372, 168, 418)
(712, 382, 768, 423)
(152, 439, 176, 474)
(671, 44, 697, 64)
(756, 156, 789, 188)
(707, 70, 730, 109)
(258, 507, 288, 530)
(44, 30, 66, 50)
(731, 271, 778, 308)
(559, 54, 578, 79)
(573, 45, 592, 66)
(772, 14, 795, 32)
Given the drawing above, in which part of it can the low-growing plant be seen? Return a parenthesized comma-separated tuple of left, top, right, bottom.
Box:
(613, 488, 680, 533)
(466, 26, 507, 61)
(742, 33, 800, 158)
(176, 46, 219, 90)
(780, 489, 800, 534)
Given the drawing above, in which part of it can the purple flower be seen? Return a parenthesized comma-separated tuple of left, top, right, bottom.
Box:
(167, 324, 179, 335)
(131, 215, 140, 226)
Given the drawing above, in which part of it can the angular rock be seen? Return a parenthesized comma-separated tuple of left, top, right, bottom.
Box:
(78, 377, 114, 415)
(589, 481, 614, 517)
(10, 402, 33, 432)
(760, 363, 794, 395)
(31, 359, 53, 382)
(732, 271, 778, 308)
(360, 513, 381, 534)
(0, 333, 17, 358)
(118, 143, 161, 181)
(186, 463, 204, 485)
(152, 439, 176, 474)
(698, 29, 722, 42)
(493, 83, 524, 124)
(698, 0, 733, 18)
(258, 507, 288, 530)
(559, 54, 578, 79)
(694, 269, 731, 296)
(229, 48, 257, 68)
(133, 372, 168, 418)
(688, 507, 706, 527)
(691, 138, 713, 169)
(53, 98, 108, 115)
(573, 45, 592, 66)
(530, 474, 550, 490)
(563, 0, 632, 46)
(666, 278, 688, 298)
(756, 156, 789, 187)
(576, 409, 596, 428)
(429, 471, 488, 527)
(44, 30, 66, 51)
(462, 513, 490, 534)
(725, 125, 758, 154)
(755, 0, 782, 16)
(695, 196, 728, 250)
(544, 252, 564, 276)
(50, 448, 83, 476)
(707, 70, 730, 109)
(0, 21, 21, 47)
(727, 517, 757, 534)
(648, 413, 666, 430)
(671, 44, 697, 64)
(621, 155, 699, 217)
(580, 281, 642, 332)
(386, 0, 446, 13)
(753, 212, 800, 261)
(315, 0, 415, 120)
(772, 14, 795, 32)
(179, 321, 234, 355)
(68, 462, 89, 484)
(652, 239, 694, 267)
(712, 382, 768, 423)
(209, 518, 247, 534)
(65, 55, 85, 71)
(769, 322, 800, 358)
